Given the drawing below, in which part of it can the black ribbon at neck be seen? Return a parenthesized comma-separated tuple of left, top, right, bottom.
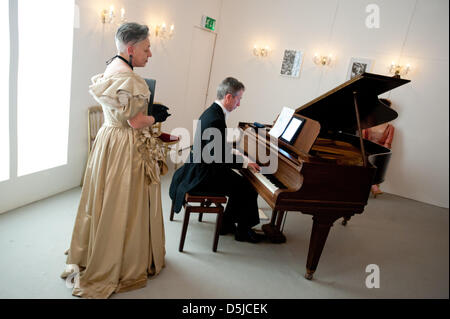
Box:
(106, 55, 133, 70)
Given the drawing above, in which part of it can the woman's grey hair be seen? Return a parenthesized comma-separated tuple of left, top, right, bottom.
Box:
(217, 77, 245, 100)
(115, 22, 149, 53)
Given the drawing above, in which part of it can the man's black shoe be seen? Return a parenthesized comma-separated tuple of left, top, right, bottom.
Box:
(235, 228, 264, 243)
(219, 222, 236, 235)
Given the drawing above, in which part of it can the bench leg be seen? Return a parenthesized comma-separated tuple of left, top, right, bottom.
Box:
(174, 142, 180, 170)
(170, 201, 175, 221)
(198, 213, 203, 222)
(179, 206, 191, 252)
(213, 205, 224, 252)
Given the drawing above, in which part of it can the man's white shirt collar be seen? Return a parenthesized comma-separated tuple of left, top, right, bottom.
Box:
(214, 101, 249, 168)
(215, 100, 230, 120)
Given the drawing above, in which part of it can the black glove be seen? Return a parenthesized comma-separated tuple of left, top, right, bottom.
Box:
(150, 103, 171, 123)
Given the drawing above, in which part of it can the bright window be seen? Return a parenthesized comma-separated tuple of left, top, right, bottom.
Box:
(0, 0, 10, 182)
(17, 0, 74, 176)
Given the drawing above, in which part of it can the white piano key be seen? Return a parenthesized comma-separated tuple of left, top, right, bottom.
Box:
(250, 171, 279, 194)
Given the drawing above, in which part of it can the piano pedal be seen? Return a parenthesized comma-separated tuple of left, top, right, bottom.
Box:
(253, 229, 265, 237)
(371, 185, 383, 198)
(261, 223, 286, 244)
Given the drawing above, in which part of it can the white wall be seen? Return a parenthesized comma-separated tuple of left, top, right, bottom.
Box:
(206, 0, 449, 208)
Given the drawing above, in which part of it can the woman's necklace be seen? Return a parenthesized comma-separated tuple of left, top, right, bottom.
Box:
(106, 55, 133, 70)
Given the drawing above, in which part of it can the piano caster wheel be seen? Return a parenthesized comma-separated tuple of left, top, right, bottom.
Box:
(305, 271, 314, 280)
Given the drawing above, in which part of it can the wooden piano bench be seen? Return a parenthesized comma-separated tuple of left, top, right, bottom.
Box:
(170, 192, 227, 252)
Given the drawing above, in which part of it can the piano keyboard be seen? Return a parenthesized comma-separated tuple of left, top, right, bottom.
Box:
(249, 171, 286, 194)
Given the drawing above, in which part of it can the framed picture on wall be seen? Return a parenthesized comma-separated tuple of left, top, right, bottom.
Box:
(280, 49, 304, 77)
(347, 57, 374, 80)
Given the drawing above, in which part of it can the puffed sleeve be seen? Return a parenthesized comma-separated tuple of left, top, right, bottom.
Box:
(89, 73, 150, 120)
(115, 89, 150, 120)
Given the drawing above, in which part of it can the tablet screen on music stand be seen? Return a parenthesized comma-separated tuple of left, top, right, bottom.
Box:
(280, 117, 305, 145)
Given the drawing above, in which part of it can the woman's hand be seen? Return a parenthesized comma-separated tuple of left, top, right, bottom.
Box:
(152, 108, 171, 123)
(150, 103, 171, 123)
(128, 111, 156, 129)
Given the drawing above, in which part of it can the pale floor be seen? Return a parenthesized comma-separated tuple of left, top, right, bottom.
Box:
(0, 170, 448, 299)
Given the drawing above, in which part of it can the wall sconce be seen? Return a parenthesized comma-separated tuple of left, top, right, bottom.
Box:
(153, 23, 175, 39)
(389, 62, 411, 78)
(253, 45, 271, 57)
(313, 53, 333, 66)
(101, 5, 126, 24)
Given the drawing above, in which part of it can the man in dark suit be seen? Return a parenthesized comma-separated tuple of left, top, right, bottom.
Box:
(169, 77, 263, 243)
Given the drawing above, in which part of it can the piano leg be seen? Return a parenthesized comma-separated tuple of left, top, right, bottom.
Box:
(262, 210, 287, 243)
(305, 214, 341, 280)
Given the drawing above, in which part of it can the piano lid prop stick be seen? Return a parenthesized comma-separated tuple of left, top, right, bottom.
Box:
(353, 92, 368, 167)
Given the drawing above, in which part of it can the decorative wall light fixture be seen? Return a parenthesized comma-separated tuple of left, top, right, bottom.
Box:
(253, 45, 271, 57)
(101, 5, 126, 24)
(389, 62, 411, 78)
(153, 23, 175, 39)
(313, 53, 333, 66)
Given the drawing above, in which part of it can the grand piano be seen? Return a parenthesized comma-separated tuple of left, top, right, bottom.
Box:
(236, 73, 410, 279)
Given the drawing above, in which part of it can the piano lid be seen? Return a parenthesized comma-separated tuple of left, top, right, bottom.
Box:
(295, 73, 410, 131)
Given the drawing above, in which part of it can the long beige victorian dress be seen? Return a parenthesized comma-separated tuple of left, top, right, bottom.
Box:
(61, 72, 168, 298)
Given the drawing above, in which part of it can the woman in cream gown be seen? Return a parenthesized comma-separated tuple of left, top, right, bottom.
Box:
(362, 98, 395, 197)
(61, 23, 169, 298)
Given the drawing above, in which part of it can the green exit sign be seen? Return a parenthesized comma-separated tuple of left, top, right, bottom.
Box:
(201, 15, 216, 31)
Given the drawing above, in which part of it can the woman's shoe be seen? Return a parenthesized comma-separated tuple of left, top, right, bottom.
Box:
(371, 185, 383, 198)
